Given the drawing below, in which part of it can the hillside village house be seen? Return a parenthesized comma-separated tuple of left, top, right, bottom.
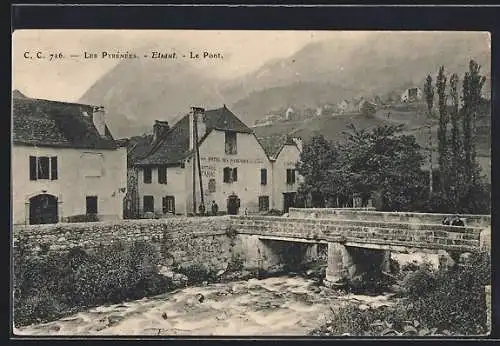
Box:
(125, 105, 302, 217)
(12, 92, 127, 225)
(400, 87, 423, 103)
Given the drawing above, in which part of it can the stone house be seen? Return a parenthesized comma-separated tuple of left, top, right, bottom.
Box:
(12, 92, 127, 225)
(128, 105, 302, 217)
(400, 87, 423, 103)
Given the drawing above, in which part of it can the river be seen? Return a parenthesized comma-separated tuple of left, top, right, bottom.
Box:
(14, 276, 396, 336)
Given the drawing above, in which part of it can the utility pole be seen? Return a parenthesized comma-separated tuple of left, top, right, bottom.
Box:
(428, 122, 433, 194)
(193, 107, 205, 215)
(192, 111, 197, 214)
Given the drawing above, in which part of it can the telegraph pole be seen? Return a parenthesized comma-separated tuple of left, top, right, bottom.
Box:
(192, 110, 197, 214)
(192, 107, 206, 215)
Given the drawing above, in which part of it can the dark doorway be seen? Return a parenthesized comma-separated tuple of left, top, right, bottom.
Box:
(227, 194, 240, 215)
(283, 192, 297, 213)
(163, 195, 175, 214)
(29, 194, 58, 225)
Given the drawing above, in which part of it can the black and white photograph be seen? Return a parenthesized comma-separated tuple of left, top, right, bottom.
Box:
(11, 29, 491, 337)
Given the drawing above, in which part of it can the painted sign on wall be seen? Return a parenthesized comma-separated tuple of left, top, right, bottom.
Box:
(200, 156, 265, 165)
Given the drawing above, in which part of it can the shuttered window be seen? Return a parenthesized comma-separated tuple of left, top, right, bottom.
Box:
(261, 168, 267, 185)
(143, 167, 152, 184)
(158, 166, 167, 184)
(223, 167, 231, 183)
(29, 156, 37, 180)
(51, 157, 58, 180)
(29, 156, 58, 180)
(223, 167, 238, 183)
(143, 196, 154, 212)
(286, 169, 296, 184)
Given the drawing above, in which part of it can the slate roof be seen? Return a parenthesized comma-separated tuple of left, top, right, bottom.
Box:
(136, 106, 254, 166)
(257, 135, 298, 160)
(12, 96, 118, 149)
(204, 106, 253, 134)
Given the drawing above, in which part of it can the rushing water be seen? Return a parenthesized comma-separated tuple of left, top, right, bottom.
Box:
(14, 276, 396, 336)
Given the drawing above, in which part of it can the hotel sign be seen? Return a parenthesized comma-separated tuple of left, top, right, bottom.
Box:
(200, 156, 265, 165)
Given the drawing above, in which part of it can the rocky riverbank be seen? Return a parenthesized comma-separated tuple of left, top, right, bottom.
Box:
(14, 276, 396, 336)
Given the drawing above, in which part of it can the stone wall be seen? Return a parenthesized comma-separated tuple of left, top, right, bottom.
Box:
(288, 208, 491, 228)
(231, 215, 484, 253)
(13, 216, 234, 272)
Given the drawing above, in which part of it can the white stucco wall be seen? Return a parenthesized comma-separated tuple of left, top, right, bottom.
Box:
(271, 144, 302, 211)
(134, 130, 302, 215)
(137, 165, 187, 215)
(12, 145, 127, 225)
(187, 130, 273, 214)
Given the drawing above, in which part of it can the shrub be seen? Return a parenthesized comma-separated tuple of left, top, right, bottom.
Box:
(13, 240, 172, 327)
(408, 252, 491, 335)
(65, 214, 99, 223)
(312, 252, 490, 336)
(176, 263, 218, 285)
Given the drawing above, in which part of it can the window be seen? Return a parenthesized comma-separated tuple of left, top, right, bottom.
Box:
(162, 196, 175, 214)
(259, 196, 270, 212)
(208, 178, 216, 193)
(143, 167, 152, 184)
(50, 157, 58, 180)
(223, 167, 238, 183)
(143, 196, 154, 213)
(158, 166, 167, 184)
(286, 169, 296, 184)
(86, 196, 98, 214)
(223, 167, 231, 183)
(225, 131, 237, 155)
(261, 168, 267, 185)
(29, 156, 58, 180)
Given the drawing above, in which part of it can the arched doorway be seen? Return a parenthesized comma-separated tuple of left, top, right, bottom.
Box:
(29, 194, 58, 225)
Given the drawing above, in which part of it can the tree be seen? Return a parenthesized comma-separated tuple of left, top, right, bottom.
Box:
(296, 135, 338, 207)
(337, 124, 426, 211)
(422, 59, 490, 214)
(436, 66, 449, 193)
(448, 73, 461, 210)
(462, 60, 486, 186)
(423, 75, 435, 193)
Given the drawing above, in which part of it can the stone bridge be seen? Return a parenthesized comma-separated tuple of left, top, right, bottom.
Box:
(229, 209, 490, 286)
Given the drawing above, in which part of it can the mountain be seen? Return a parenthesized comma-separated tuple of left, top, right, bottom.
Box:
(79, 57, 226, 138)
(225, 32, 491, 124)
(80, 32, 490, 138)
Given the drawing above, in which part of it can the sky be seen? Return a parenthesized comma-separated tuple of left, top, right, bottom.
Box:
(12, 30, 371, 102)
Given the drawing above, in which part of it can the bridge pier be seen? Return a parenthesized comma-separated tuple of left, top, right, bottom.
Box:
(324, 242, 355, 285)
(324, 242, 391, 288)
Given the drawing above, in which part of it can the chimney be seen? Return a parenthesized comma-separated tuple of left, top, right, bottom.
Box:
(92, 106, 106, 137)
(153, 120, 169, 142)
(189, 107, 206, 150)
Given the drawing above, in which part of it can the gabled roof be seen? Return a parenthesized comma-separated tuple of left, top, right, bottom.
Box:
(257, 134, 299, 160)
(121, 134, 154, 166)
(136, 106, 254, 166)
(12, 97, 117, 149)
(204, 105, 253, 134)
